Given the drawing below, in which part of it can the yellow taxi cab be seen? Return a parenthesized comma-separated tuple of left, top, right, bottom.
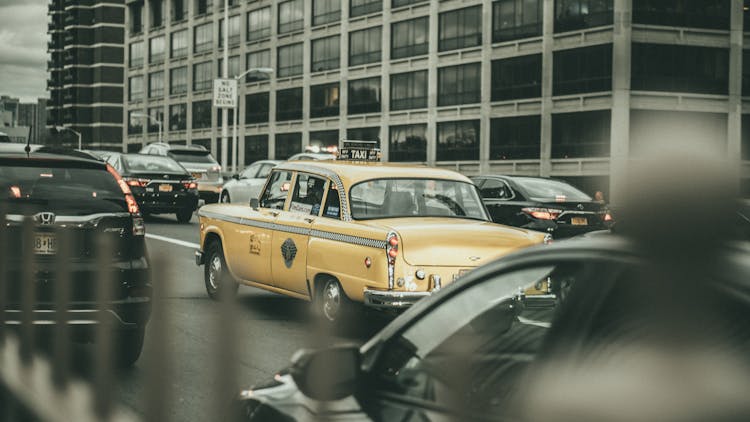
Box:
(195, 143, 550, 322)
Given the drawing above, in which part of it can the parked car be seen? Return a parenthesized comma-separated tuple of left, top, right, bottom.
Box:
(0, 149, 152, 366)
(233, 236, 750, 421)
(287, 152, 337, 161)
(196, 153, 550, 323)
(106, 152, 198, 223)
(140, 143, 223, 203)
(0, 131, 11, 143)
(472, 175, 613, 238)
(219, 160, 280, 204)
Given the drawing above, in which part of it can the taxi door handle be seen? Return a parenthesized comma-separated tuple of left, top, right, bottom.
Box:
(269, 210, 280, 217)
(304, 217, 315, 223)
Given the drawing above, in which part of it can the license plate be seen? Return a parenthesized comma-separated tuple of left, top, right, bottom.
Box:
(159, 184, 173, 192)
(571, 217, 588, 226)
(33, 233, 57, 255)
(192, 172, 204, 179)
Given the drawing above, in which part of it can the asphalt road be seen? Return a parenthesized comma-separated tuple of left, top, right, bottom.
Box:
(91, 212, 389, 420)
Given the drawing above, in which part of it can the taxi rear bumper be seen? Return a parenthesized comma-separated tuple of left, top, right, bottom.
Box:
(363, 289, 431, 309)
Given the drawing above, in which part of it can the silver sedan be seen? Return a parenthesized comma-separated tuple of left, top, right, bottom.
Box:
(219, 160, 280, 204)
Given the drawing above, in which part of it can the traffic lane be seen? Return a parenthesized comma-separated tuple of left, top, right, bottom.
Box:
(143, 212, 200, 245)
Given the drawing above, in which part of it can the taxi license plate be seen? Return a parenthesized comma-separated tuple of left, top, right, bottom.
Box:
(33, 233, 57, 255)
(571, 217, 588, 226)
(159, 184, 173, 192)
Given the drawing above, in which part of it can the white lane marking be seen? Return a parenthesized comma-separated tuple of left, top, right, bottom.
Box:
(145, 233, 200, 249)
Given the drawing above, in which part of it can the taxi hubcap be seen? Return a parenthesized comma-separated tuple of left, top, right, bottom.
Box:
(209, 255, 222, 290)
(322, 281, 341, 321)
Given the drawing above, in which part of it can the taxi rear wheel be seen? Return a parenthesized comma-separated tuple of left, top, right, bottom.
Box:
(314, 278, 353, 324)
(204, 240, 239, 300)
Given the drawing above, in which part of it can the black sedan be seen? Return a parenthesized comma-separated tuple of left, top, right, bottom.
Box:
(472, 175, 613, 238)
(106, 153, 199, 223)
(232, 236, 750, 421)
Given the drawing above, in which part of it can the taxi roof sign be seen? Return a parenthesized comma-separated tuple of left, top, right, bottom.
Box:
(338, 140, 381, 162)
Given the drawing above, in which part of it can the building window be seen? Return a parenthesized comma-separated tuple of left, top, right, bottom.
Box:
(391, 70, 427, 111)
(277, 43, 303, 77)
(193, 61, 212, 91)
(492, 0, 543, 42)
(310, 82, 340, 118)
(347, 127, 380, 144)
(555, 0, 613, 32)
(195, 0, 212, 16)
(149, 35, 165, 64)
(490, 115, 540, 160)
(245, 134, 269, 163)
(746, 0, 750, 33)
(171, 30, 188, 58)
(631, 43, 729, 95)
(148, 71, 164, 98)
(129, 75, 143, 101)
(192, 100, 212, 129)
(170, 67, 187, 95)
(216, 108, 235, 126)
(150, 0, 164, 28)
(245, 92, 269, 124)
(310, 130, 339, 151)
(128, 110, 143, 134)
(314, 0, 341, 26)
(217, 56, 240, 78)
(312, 36, 340, 72)
(439, 6, 482, 52)
(169, 103, 187, 131)
(633, 0, 730, 30)
(147, 107, 164, 133)
(351, 0, 382, 18)
(744, 50, 750, 96)
(438, 63, 481, 106)
(246, 50, 272, 82)
(219, 15, 241, 47)
(247, 7, 271, 41)
(129, 41, 144, 67)
(129, 2, 143, 34)
(491, 54, 542, 101)
(393, 0, 427, 8)
(348, 77, 381, 115)
(279, 0, 304, 34)
(276, 87, 303, 121)
(275, 133, 302, 159)
(392, 17, 429, 59)
(437, 120, 480, 161)
(390, 124, 427, 162)
(552, 110, 611, 158)
(743, 114, 750, 161)
(194, 23, 213, 53)
(171, 0, 187, 22)
(349, 27, 382, 66)
(553, 44, 612, 96)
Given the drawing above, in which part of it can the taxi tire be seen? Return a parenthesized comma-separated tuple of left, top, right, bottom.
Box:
(115, 327, 145, 367)
(176, 208, 193, 224)
(314, 278, 354, 325)
(204, 240, 239, 301)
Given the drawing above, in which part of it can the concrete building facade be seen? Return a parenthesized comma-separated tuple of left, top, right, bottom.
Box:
(122, 0, 750, 198)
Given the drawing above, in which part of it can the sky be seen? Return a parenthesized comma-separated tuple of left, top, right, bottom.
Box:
(0, 0, 49, 103)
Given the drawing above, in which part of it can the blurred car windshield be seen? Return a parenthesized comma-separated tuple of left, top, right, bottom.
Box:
(350, 178, 488, 220)
(168, 150, 217, 164)
(0, 164, 127, 214)
(124, 155, 185, 173)
(516, 178, 592, 202)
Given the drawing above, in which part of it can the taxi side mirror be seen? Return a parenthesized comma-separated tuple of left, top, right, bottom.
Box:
(290, 345, 361, 401)
(249, 198, 259, 210)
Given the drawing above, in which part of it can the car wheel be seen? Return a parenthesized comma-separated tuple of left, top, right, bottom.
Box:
(204, 240, 239, 301)
(220, 191, 231, 203)
(176, 208, 193, 223)
(314, 278, 353, 324)
(115, 327, 145, 367)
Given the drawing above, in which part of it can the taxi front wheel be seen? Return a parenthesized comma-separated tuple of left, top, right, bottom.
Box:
(314, 278, 353, 324)
(204, 240, 239, 300)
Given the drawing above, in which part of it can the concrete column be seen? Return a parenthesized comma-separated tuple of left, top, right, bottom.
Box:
(339, 0, 350, 145)
(609, 0, 632, 206)
(426, 0, 439, 166)
(381, 1, 392, 160)
(728, 0, 744, 192)
(479, 0, 493, 173)
(267, 4, 279, 159)
(539, 0, 554, 177)
(301, 0, 313, 150)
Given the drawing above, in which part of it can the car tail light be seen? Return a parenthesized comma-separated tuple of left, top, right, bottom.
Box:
(123, 177, 150, 188)
(181, 179, 198, 189)
(210, 165, 221, 173)
(9, 185, 21, 198)
(603, 212, 613, 222)
(107, 164, 145, 236)
(522, 207, 563, 220)
(386, 231, 399, 290)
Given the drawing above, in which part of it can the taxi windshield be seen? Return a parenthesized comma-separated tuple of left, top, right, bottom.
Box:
(349, 178, 489, 221)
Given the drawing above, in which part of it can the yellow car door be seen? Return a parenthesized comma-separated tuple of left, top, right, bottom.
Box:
(270, 172, 327, 296)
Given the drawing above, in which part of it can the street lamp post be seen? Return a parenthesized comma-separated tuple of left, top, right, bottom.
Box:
(232, 67, 273, 173)
(132, 113, 163, 144)
(54, 126, 82, 150)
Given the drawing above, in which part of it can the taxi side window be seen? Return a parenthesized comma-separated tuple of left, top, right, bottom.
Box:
(322, 182, 341, 219)
(260, 170, 292, 210)
(290, 173, 326, 215)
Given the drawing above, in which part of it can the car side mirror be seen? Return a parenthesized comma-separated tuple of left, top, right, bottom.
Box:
(290, 345, 360, 401)
(249, 198, 259, 210)
(232, 173, 240, 180)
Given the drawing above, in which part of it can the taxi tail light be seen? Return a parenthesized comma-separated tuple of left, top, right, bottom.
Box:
(107, 164, 145, 236)
(123, 177, 150, 188)
(522, 207, 562, 220)
(181, 179, 198, 189)
(386, 232, 399, 290)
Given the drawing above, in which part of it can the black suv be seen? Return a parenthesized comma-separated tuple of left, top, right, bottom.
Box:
(0, 150, 152, 366)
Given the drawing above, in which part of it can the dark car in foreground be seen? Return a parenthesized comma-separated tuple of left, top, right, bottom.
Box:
(106, 152, 199, 223)
(234, 236, 750, 421)
(0, 151, 152, 366)
(472, 175, 613, 238)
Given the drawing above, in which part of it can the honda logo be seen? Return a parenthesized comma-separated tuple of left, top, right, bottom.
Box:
(34, 212, 56, 225)
(577, 204, 584, 211)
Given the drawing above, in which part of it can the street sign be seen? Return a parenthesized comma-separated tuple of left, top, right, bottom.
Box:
(213, 78, 237, 108)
